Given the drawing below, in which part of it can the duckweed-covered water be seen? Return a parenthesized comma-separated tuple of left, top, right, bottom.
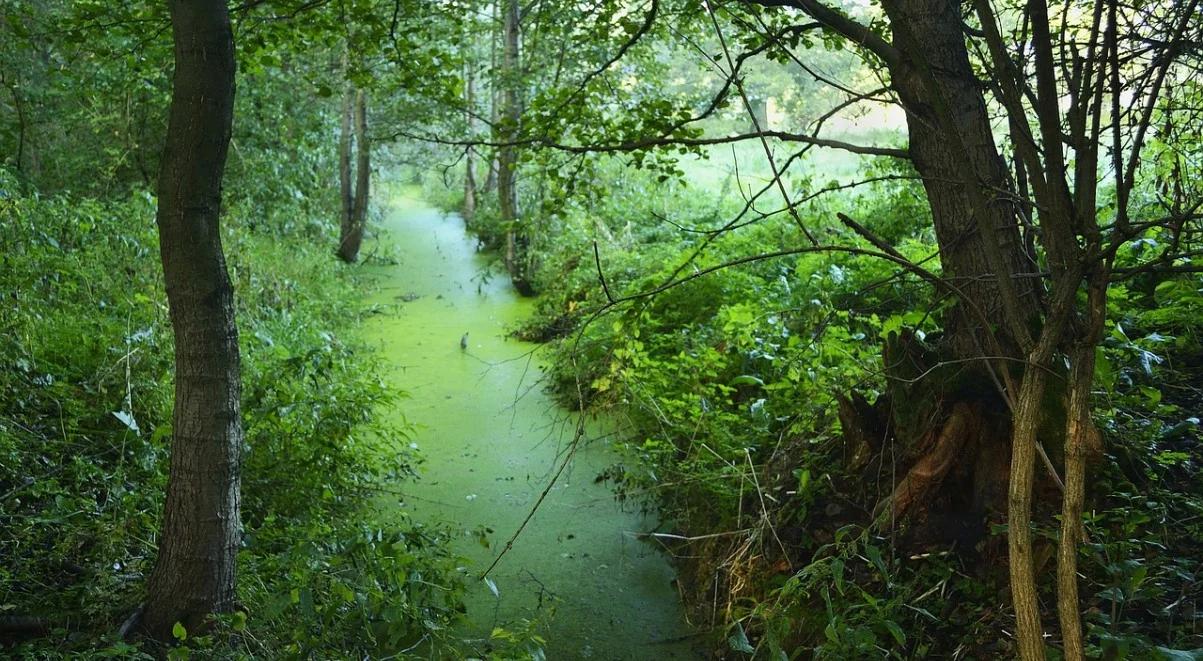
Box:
(362, 191, 700, 659)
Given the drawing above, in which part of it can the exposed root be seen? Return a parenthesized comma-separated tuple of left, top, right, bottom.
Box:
(874, 401, 977, 521)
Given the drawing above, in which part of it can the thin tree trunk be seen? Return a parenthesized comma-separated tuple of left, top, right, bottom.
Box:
(1057, 346, 1092, 660)
(142, 0, 242, 640)
(463, 63, 478, 221)
(353, 90, 369, 229)
(338, 84, 354, 247)
(7, 79, 40, 180)
(483, 0, 500, 196)
(338, 90, 368, 263)
(9, 82, 27, 174)
(1058, 278, 1106, 660)
(1007, 363, 1050, 661)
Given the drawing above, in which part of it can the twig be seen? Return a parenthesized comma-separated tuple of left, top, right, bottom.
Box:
(480, 417, 586, 578)
(593, 241, 615, 304)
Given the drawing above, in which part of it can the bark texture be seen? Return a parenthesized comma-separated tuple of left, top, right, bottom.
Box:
(1007, 364, 1051, 661)
(142, 0, 242, 640)
(879, 0, 1038, 360)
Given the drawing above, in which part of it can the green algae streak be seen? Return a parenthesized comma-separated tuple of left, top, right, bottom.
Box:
(362, 190, 700, 659)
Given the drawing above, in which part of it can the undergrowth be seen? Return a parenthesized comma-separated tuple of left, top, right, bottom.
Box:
(0, 166, 466, 658)
(428, 154, 1203, 658)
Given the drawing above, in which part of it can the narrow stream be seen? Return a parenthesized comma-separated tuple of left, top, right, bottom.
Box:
(362, 190, 701, 659)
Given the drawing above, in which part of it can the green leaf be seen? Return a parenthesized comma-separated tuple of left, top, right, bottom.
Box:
(727, 622, 755, 653)
(172, 621, 187, 641)
(1139, 386, 1162, 406)
(884, 619, 906, 646)
(730, 375, 765, 387)
(796, 468, 811, 493)
(151, 423, 173, 443)
(863, 544, 889, 580)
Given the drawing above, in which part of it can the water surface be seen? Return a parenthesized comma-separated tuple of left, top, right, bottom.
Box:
(362, 191, 700, 659)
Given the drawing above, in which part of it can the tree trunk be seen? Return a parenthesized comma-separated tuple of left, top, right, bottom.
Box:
(847, 0, 1045, 531)
(338, 84, 354, 249)
(1007, 363, 1051, 661)
(338, 90, 368, 263)
(463, 64, 478, 221)
(352, 91, 369, 232)
(9, 82, 28, 175)
(875, 5, 1050, 656)
(142, 0, 242, 640)
(483, 0, 500, 196)
(879, 0, 1039, 361)
(498, 0, 533, 295)
(1058, 277, 1106, 660)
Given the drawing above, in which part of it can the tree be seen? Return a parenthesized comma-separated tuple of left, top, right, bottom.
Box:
(498, 0, 534, 294)
(463, 61, 478, 221)
(338, 82, 370, 263)
(738, 0, 1199, 655)
(142, 0, 242, 640)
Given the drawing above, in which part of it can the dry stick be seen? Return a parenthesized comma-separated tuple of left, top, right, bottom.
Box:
(633, 529, 755, 543)
(385, 123, 908, 160)
(593, 241, 615, 304)
(745, 448, 793, 570)
(687, 174, 918, 236)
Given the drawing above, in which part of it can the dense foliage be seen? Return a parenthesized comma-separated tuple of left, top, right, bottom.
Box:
(0, 159, 470, 656)
(4, 0, 1203, 657)
(428, 138, 1203, 656)
(0, 2, 469, 652)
